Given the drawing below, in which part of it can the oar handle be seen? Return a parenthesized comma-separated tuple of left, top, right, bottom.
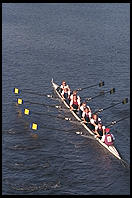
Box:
(77, 88, 82, 91)
(85, 97, 92, 101)
(97, 108, 104, 113)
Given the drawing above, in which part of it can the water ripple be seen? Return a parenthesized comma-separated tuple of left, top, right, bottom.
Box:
(8, 180, 61, 192)
(5, 161, 50, 171)
(7, 144, 41, 151)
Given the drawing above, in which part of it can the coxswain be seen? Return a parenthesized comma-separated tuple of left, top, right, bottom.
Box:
(94, 122, 105, 139)
(102, 128, 115, 146)
(82, 107, 92, 124)
(70, 90, 81, 111)
(89, 113, 101, 131)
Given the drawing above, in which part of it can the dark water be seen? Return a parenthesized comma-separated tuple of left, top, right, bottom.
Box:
(2, 3, 130, 195)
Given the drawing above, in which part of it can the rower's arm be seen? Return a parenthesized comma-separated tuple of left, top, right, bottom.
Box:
(68, 90, 71, 97)
(90, 119, 97, 127)
(102, 126, 106, 135)
(82, 112, 86, 123)
(77, 97, 81, 110)
(78, 105, 80, 110)
(70, 100, 74, 110)
(94, 126, 99, 136)
(61, 90, 64, 98)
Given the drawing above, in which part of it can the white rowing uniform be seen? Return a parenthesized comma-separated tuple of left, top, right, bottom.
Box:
(61, 89, 70, 96)
(95, 125, 105, 131)
(82, 111, 92, 119)
(70, 94, 81, 106)
(90, 117, 101, 125)
(70, 94, 80, 101)
(60, 84, 70, 91)
(80, 105, 90, 112)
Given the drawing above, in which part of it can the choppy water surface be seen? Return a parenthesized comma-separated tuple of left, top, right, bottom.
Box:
(2, 3, 130, 195)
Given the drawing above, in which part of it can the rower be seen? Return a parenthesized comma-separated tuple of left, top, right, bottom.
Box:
(60, 81, 70, 93)
(61, 87, 71, 105)
(79, 101, 91, 118)
(94, 122, 105, 139)
(82, 107, 92, 124)
(70, 90, 81, 112)
(89, 113, 101, 131)
(57, 81, 70, 95)
(102, 128, 115, 146)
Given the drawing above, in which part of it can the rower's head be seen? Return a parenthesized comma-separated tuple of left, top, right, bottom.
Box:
(85, 107, 90, 112)
(73, 90, 77, 95)
(82, 102, 86, 107)
(105, 128, 110, 134)
(62, 81, 66, 86)
(92, 113, 98, 120)
(98, 122, 102, 129)
(73, 94, 77, 100)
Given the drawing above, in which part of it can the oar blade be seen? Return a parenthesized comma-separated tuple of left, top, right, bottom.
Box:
(13, 88, 20, 94)
(30, 123, 39, 130)
(17, 98, 24, 105)
(23, 108, 30, 115)
(122, 98, 128, 104)
(110, 88, 115, 94)
(99, 81, 104, 87)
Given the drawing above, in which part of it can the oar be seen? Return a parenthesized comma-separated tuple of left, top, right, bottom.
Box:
(16, 98, 62, 108)
(85, 88, 115, 101)
(106, 116, 129, 127)
(16, 98, 73, 112)
(94, 98, 128, 114)
(76, 81, 104, 91)
(13, 88, 53, 98)
(23, 108, 87, 124)
(23, 108, 72, 121)
(29, 122, 95, 139)
(30, 122, 77, 133)
(76, 131, 95, 138)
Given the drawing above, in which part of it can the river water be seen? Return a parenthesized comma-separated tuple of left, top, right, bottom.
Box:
(2, 3, 130, 195)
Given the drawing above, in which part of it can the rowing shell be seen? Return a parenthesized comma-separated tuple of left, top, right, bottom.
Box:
(51, 79, 121, 160)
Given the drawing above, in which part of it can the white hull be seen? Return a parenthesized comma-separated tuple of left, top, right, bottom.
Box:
(51, 79, 121, 160)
